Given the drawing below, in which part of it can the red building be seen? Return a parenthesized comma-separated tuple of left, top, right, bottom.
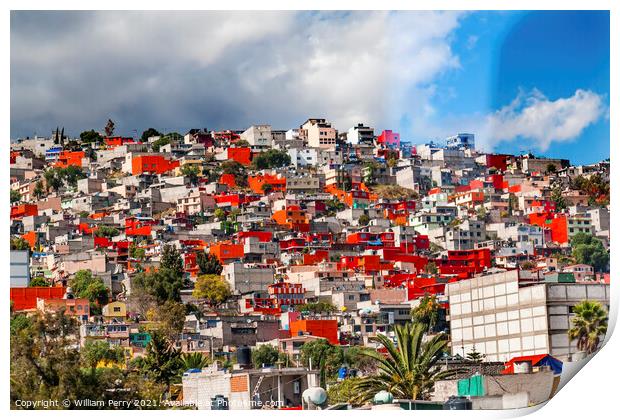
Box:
(237, 231, 273, 242)
(376, 130, 401, 148)
(225, 147, 252, 166)
(436, 248, 492, 277)
(10, 287, 67, 311)
(268, 282, 306, 308)
(105, 136, 136, 148)
(529, 212, 568, 244)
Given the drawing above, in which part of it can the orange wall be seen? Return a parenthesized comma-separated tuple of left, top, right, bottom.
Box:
(289, 319, 339, 344)
(131, 155, 180, 175)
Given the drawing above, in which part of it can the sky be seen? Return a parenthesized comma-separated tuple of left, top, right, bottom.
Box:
(10, 10, 609, 164)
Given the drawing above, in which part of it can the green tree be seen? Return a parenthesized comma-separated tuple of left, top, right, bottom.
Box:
(410, 293, 441, 332)
(251, 149, 291, 169)
(252, 344, 289, 368)
(300, 339, 344, 388)
(571, 233, 609, 272)
(214, 208, 226, 221)
(196, 250, 223, 275)
(353, 323, 462, 401)
(139, 330, 182, 387)
(141, 128, 162, 143)
(160, 244, 184, 274)
(295, 301, 337, 314)
(11, 311, 85, 407)
(10, 189, 21, 204)
(466, 347, 485, 363)
(133, 268, 183, 304)
(546, 163, 557, 174)
(151, 136, 170, 152)
(44, 169, 63, 191)
(95, 225, 120, 238)
(343, 345, 378, 375)
(327, 377, 364, 405)
(180, 352, 210, 370)
(568, 300, 608, 354)
(424, 261, 439, 275)
(181, 165, 201, 185)
(29, 277, 50, 287)
(80, 129, 103, 144)
(10, 237, 30, 250)
(551, 186, 567, 210)
(129, 243, 146, 261)
(70, 270, 110, 307)
(261, 183, 274, 194)
(358, 214, 370, 226)
(33, 180, 46, 199)
(192, 274, 231, 307)
(81, 340, 125, 374)
(151, 301, 187, 340)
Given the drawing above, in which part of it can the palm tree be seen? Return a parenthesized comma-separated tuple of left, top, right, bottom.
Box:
(180, 352, 210, 370)
(568, 300, 608, 355)
(353, 322, 463, 402)
(410, 293, 441, 332)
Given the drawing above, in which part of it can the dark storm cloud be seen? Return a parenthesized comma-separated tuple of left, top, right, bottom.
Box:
(10, 11, 463, 139)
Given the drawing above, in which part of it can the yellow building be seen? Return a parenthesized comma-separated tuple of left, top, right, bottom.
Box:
(102, 301, 127, 320)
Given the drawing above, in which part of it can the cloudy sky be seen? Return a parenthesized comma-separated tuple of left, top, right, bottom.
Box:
(11, 10, 609, 164)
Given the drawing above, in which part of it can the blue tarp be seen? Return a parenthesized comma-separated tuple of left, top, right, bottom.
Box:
(538, 355, 563, 375)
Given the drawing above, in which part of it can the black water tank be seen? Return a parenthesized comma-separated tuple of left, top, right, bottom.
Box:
(237, 345, 252, 367)
(443, 396, 472, 410)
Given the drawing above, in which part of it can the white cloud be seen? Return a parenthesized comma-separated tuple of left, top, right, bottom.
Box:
(482, 89, 606, 151)
(10, 11, 464, 137)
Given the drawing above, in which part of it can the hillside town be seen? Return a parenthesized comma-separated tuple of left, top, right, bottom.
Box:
(10, 120, 610, 410)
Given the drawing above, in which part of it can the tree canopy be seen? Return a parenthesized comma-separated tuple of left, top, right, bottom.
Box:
(192, 275, 231, 307)
(571, 233, 609, 272)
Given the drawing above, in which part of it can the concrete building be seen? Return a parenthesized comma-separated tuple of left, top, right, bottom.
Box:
(10, 250, 30, 287)
(288, 148, 318, 168)
(346, 123, 374, 145)
(446, 269, 610, 363)
(222, 262, 275, 294)
(240, 125, 272, 149)
(446, 133, 476, 150)
(182, 364, 319, 410)
(300, 119, 337, 149)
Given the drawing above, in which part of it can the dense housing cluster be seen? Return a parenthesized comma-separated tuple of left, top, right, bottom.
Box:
(10, 120, 610, 410)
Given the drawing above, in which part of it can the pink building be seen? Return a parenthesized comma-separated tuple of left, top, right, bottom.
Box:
(377, 130, 400, 149)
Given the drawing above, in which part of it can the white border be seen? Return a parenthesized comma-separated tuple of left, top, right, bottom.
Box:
(1, 2, 617, 419)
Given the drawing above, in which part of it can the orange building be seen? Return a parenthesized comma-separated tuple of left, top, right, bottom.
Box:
(10, 204, 38, 220)
(289, 319, 338, 345)
(248, 174, 286, 194)
(37, 297, 90, 320)
(21, 231, 37, 249)
(54, 150, 85, 168)
(209, 243, 245, 263)
(219, 173, 237, 188)
(131, 155, 180, 175)
(272, 206, 309, 231)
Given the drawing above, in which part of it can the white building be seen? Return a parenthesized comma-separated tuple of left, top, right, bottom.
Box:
(446, 269, 610, 362)
(346, 123, 374, 145)
(240, 125, 272, 148)
(288, 148, 318, 168)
